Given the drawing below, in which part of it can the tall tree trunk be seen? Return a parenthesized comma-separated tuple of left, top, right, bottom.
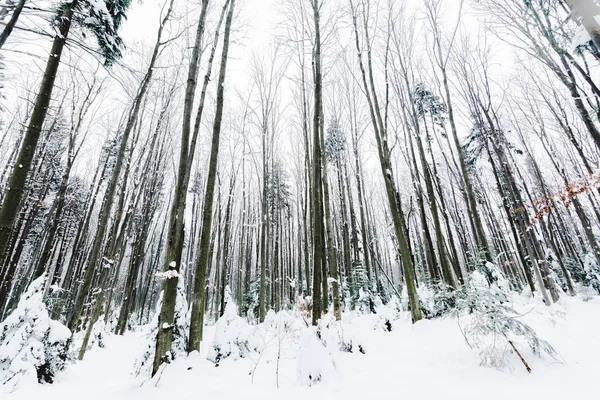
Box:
(259, 128, 269, 323)
(0, 0, 27, 49)
(337, 164, 353, 299)
(349, 0, 421, 322)
(68, 3, 168, 333)
(0, 2, 76, 310)
(187, 0, 235, 354)
(310, 0, 325, 326)
(406, 125, 439, 284)
(219, 179, 235, 317)
(322, 153, 341, 319)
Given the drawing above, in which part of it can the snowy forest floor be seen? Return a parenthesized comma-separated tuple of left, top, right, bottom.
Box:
(7, 295, 600, 400)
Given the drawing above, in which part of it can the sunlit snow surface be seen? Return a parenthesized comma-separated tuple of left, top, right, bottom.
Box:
(5, 295, 600, 400)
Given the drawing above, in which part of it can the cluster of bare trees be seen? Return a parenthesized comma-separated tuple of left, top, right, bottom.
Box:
(1, 0, 600, 377)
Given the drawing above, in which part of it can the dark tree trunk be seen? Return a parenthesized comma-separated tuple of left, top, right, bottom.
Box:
(0, 2, 76, 310)
(187, 0, 235, 354)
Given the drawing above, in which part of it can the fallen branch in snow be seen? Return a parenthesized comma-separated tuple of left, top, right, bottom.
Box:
(508, 339, 531, 373)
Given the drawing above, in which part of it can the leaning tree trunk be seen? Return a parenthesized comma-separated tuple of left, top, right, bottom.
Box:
(0, 0, 27, 49)
(415, 131, 456, 288)
(406, 126, 439, 284)
(351, 132, 372, 282)
(337, 163, 353, 299)
(68, 1, 169, 333)
(349, 0, 421, 322)
(445, 78, 490, 262)
(32, 153, 74, 279)
(0, 2, 76, 311)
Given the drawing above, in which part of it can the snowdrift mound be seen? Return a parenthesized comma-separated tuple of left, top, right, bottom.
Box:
(208, 291, 265, 363)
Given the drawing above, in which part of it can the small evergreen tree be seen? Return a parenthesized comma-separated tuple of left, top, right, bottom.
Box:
(453, 267, 557, 372)
(580, 253, 600, 294)
(352, 264, 374, 313)
(242, 280, 260, 321)
(0, 274, 70, 392)
(325, 118, 346, 166)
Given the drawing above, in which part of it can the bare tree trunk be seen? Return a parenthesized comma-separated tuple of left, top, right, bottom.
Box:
(0, 2, 77, 311)
(310, 0, 325, 326)
(322, 143, 341, 319)
(219, 178, 235, 317)
(151, 0, 212, 375)
(349, 0, 421, 322)
(188, 0, 235, 353)
(259, 129, 269, 322)
(69, 1, 169, 334)
(0, 0, 26, 49)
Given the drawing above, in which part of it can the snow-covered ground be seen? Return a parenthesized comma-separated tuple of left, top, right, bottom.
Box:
(6, 295, 600, 400)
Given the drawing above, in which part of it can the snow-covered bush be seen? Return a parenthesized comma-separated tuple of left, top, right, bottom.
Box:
(419, 283, 459, 319)
(373, 296, 401, 332)
(294, 294, 311, 322)
(296, 326, 338, 386)
(297, 312, 368, 386)
(68, 313, 109, 361)
(92, 318, 107, 350)
(355, 287, 375, 314)
(242, 280, 260, 320)
(321, 313, 366, 354)
(208, 290, 264, 364)
(452, 267, 558, 371)
(0, 274, 71, 392)
(104, 307, 120, 333)
(581, 253, 600, 294)
(352, 264, 374, 312)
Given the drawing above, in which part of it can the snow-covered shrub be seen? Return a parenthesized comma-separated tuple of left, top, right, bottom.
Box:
(242, 280, 260, 320)
(293, 294, 311, 323)
(419, 283, 461, 319)
(476, 261, 511, 292)
(355, 287, 375, 314)
(0, 275, 71, 392)
(135, 272, 189, 376)
(581, 253, 600, 294)
(208, 290, 264, 364)
(68, 313, 109, 360)
(264, 308, 297, 331)
(373, 296, 401, 332)
(453, 267, 558, 371)
(318, 313, 366, 354)
(92, 318, 107, 349)
(352, 264, 374, 312)
(104, 307, 120, 333)
(296, 325, 338, 386)
(554, 254, 600, 299)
